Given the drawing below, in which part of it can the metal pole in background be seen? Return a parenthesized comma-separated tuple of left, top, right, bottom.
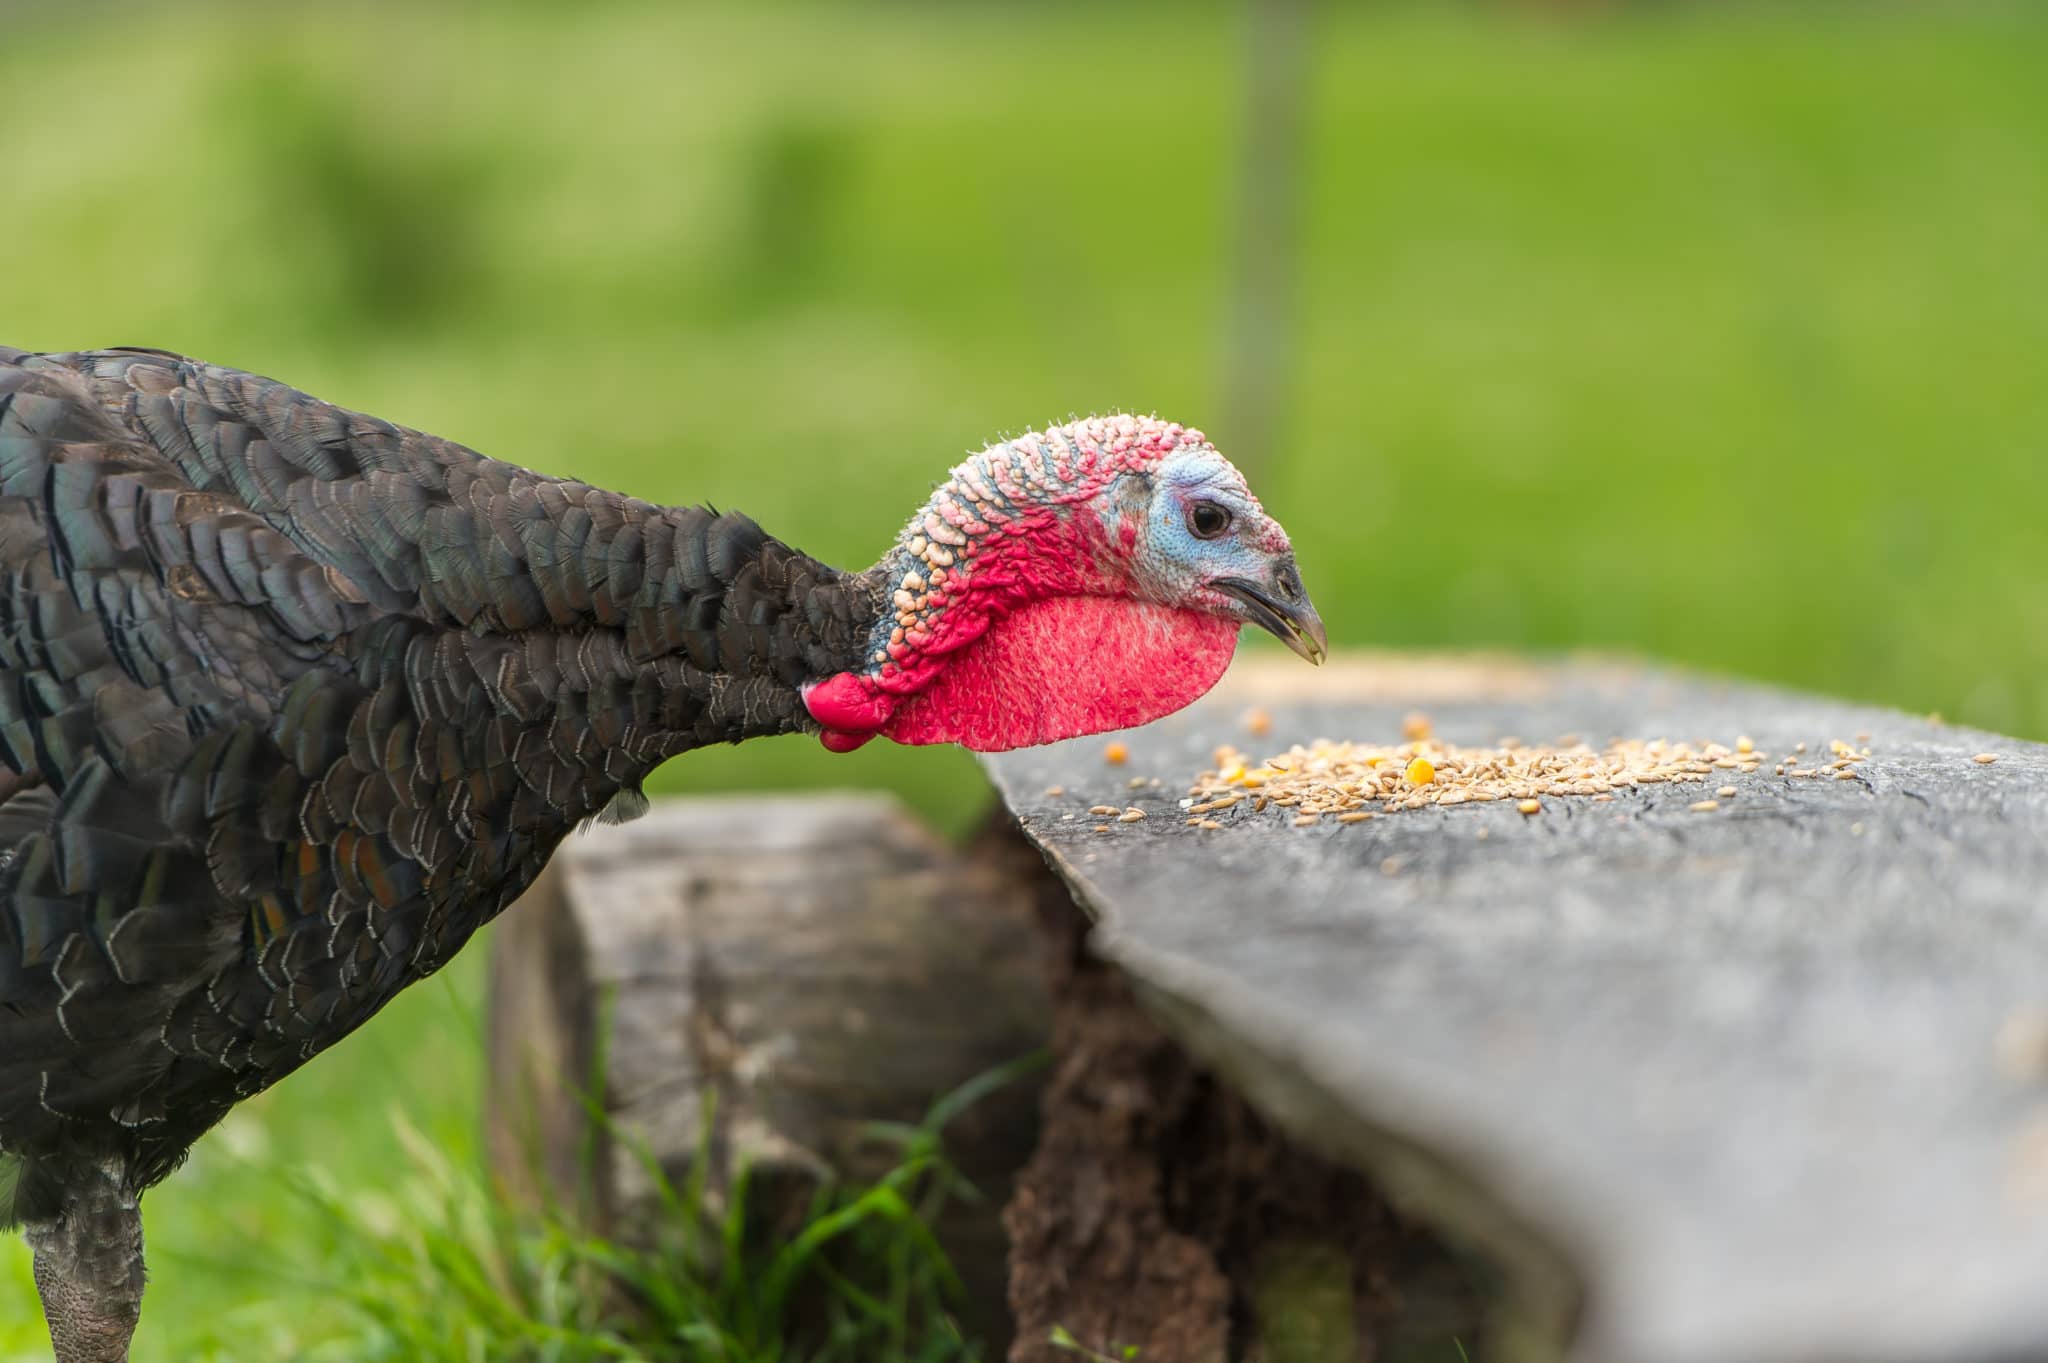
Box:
(1219, 0, 1311, 481)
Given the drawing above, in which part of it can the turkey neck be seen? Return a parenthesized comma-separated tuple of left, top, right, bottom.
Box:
(191, 498, 890, 1004)
(136, 357, 888, 765)
(314, 495, 889, 852)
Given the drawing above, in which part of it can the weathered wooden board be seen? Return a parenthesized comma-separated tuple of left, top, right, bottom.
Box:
(982, 653, 2048, 1363)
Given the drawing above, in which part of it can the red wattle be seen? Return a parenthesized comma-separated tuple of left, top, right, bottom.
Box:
(881, 596, 1240, 752)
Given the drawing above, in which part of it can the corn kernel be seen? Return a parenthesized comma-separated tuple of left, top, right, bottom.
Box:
(1517, 799, 1541, 815)
(1244, 707, 1273, 737)
(1402, 712, 1433, 742)
(1736, 736, 1754, 754)
(1104, 741, 1129, 765)
(1405, 756, 1436, 785)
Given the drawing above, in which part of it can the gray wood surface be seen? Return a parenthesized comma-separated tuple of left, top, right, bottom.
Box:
(982, 654, 2048, 1363)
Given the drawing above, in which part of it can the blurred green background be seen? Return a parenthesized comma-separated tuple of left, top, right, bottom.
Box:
(3, 0, 2045, 1357)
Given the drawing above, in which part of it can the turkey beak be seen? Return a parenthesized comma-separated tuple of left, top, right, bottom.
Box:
(1214, 565, 1328, 666)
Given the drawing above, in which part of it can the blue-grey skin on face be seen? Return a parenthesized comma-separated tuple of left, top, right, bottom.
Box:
(1119, 450, 1328, 663)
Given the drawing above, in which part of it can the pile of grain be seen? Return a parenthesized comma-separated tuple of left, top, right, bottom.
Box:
(1182, 732, 1872, 828)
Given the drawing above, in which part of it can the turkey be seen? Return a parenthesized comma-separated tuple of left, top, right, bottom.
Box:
(0, 345, 1325, 1361)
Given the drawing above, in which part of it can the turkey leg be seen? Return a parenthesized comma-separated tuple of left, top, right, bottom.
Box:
(25, 1163, 144, 1363)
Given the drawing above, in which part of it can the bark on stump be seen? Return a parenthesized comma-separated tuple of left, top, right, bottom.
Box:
(993, 826, 1486, 1363)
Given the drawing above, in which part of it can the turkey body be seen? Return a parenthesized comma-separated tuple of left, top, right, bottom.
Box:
(0, 345, 1326, 1361)
(0, 346, 881, 1237)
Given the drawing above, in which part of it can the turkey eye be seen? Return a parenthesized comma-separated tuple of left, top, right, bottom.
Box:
(1187, 502, 1232, 540)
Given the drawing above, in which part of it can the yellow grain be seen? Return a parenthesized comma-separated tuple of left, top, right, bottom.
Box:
(1187, 731, 1877, 830)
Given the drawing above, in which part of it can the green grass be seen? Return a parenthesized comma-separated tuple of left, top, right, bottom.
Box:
(1048, 1326, 1142, 1362)
(3, 1, 2046, 1356)
(268, 1057, 1039, 1363)
(57, 1049, 1030, 1363)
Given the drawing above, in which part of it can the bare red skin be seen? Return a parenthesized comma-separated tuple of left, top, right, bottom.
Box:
(880, 596, 1238, 752)
(804, 593, 1240, 753)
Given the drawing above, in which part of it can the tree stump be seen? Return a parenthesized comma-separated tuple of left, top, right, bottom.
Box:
(484, 792, 1054, 1347)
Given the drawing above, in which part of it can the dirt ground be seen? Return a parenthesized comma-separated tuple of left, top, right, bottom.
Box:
(987, 824, 1489, 1363)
